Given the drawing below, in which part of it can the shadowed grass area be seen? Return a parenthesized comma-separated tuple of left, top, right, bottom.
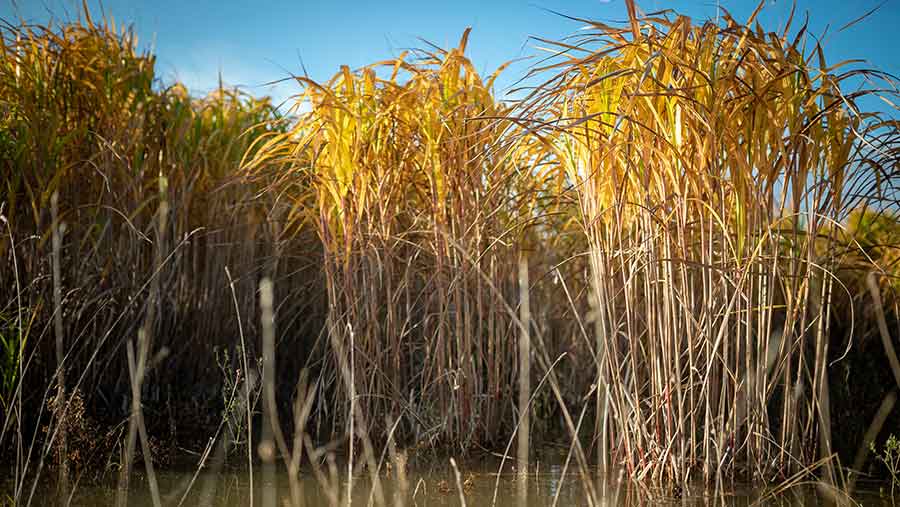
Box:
(0, 10, 323, 500)
(1, 1, 900, 505)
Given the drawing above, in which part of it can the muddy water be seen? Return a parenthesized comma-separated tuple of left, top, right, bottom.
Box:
(17, 460, 890, 506)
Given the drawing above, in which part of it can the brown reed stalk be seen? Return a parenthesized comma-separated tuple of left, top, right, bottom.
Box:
(50, 190, 68, 501)
(259, 277, 277, 507)
(517, 253, 531, 475)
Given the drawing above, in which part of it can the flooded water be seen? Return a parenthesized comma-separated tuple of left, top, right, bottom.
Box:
(15, 459, 891, 507)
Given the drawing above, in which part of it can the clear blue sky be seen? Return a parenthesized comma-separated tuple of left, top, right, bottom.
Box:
(3, 0, 898, 111)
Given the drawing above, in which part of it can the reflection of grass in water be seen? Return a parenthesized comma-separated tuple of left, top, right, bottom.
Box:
(27, 463, 890, 507)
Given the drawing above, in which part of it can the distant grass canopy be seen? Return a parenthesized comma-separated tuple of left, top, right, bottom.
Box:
(0, 12, 156, 237)
(519, 0, 900, 481)
(0, 11, 288, 419)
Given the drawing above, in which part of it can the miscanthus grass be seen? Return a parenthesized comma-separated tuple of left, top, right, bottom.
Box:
(1, 2, 898, 504)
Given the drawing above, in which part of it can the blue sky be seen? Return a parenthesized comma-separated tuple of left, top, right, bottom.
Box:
(3, 0, 898, 110)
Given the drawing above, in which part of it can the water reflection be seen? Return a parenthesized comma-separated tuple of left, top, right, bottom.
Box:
(22, 462, 888, 507)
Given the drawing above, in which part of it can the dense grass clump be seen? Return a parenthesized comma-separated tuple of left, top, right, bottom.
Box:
(514, 1, 900, 482)
(243, 30, 585, 451)
(1, 2, 900, 504)
(0, 12, 324, 497)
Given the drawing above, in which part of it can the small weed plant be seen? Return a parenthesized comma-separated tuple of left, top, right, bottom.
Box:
(872, 434, 900, 497)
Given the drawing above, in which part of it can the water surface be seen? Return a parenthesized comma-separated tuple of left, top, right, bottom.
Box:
(16, 458, 890, 506)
